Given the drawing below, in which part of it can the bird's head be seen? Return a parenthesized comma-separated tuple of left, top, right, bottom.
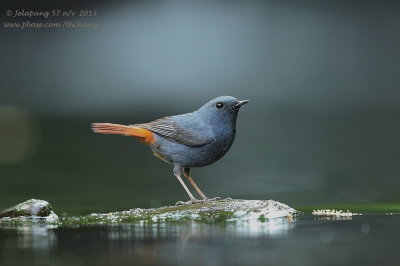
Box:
(197, 96, 249, 125)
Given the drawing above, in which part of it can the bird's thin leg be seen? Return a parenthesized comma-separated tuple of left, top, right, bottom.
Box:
(183, 168, 207, 200)
(173, 166, 201, 205)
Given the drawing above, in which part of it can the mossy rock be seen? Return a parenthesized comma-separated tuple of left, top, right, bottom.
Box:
(0, 199, 58, 221)
(0, 199, 296, 226)
(60, 199, 297, 226)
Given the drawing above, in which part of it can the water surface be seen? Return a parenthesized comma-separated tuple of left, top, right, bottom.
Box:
(1, 214, 398, 266)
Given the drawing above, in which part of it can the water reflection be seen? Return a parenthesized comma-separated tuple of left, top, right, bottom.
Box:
(226, 217, 295, 237)
(0, 217, 295, 251)
(1, 215, 399, 266)
(0, 224, 57, 250)
(106, 217, 295, 241)
(313, 215, 354, 222)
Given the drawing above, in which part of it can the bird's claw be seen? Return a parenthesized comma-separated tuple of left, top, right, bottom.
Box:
(175, 197, 232, 206)
(203, 197, 232, 202)
(175, 198, 203, 206)
(204, 196, 221, 202)
(175, 200, 189, 206)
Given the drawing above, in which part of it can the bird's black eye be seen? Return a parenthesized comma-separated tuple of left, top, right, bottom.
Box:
(216, 102, 224, 109)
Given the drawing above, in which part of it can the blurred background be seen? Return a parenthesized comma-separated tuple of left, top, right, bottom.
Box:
(1, 0, 399, 215)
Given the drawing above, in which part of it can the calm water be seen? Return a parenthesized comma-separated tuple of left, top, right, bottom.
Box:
(1, 214, 399, 266)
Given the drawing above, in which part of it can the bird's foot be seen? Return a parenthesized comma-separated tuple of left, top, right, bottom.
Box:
(204, 197, 221, 202)
(202, 197, 232, 202)
(175, 198, 203, 206)
(175, 197, 232, 206)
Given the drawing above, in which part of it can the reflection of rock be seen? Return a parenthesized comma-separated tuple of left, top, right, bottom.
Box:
(106, 216, 295, 240)
(226, 217, 295, 237)
(3, 224, 58, 250)
(0, 199, 58, 222)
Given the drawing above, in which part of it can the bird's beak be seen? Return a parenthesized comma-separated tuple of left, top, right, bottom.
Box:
(234, 100, 250, 108)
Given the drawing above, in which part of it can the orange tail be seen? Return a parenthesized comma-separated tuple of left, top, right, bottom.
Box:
(91, 123, 155, 144)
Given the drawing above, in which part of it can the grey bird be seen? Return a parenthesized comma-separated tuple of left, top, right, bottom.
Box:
(91, 96, 249, 204)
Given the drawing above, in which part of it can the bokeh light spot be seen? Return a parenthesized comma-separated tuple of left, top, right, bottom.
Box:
(0, 105, 39, 164)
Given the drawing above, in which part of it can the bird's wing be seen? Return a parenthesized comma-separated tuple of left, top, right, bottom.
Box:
(132, 114, 215, 147)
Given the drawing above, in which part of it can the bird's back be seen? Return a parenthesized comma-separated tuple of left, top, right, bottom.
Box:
(149, 111, 236, 167)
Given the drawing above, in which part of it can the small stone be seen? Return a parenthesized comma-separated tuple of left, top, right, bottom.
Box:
(0, 199, 58, 221)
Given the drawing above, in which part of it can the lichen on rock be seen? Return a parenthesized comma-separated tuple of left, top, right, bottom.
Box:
(60, 199, 297, 226)
(0, 198, 296, 226)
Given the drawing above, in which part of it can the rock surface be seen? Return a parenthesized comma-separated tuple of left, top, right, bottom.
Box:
(0, 199, 296, 225)
(0, 199, 58, 222)
(61, 199, 297, 226)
